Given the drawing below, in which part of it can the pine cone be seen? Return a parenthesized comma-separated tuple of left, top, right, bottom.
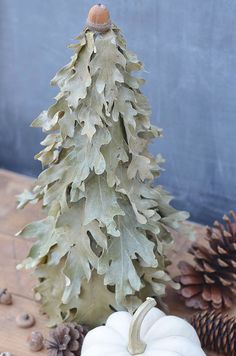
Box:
(191, 310, 236, 355)
(177, 211, 236, 310)
(45, 323, 89, 356)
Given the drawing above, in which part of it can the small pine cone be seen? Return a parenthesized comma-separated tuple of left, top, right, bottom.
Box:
(45, 322, 89, 356)
(177, 211, 236, 310)
(191, 310, 236, 355)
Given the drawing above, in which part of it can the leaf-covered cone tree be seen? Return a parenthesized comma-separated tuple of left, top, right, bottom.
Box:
(17, 4, 189, 327)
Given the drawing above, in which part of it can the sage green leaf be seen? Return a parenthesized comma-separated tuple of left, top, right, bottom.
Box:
(112, 87, 137, 128)
(138, 259, 180, 298)
(58, 109, 77, 138)
(63, 32, 94, 108)
(62, 246, 94, 304)
(125, 49, 143, 72)
(34, 262, 66, 327)
(51, 32, 94, 109)
(36, 126, 111, 210)
(31, 110, 59, 132)
(116, 165, 160, 225)
(31, 95, 69, 133)
(62, 272, 121, 327)
(101, 120, 129, 187)
(32, 203, 108, 308)
(162, 211, 190, 229)
(84, 175, 125, 237)
(51, 32, 87, 87)
(36, 148, 59, 167)
(123, 121, 147, 154)
(90, 31, 126, 106)
(153, 185, 190, 229)
(127, 154, 153, 181)
(17, 189, 40, 209)
(54, 204, 107, 303)
(64, 126, 111, 183)
(98, 202, 157, 305)
(123, 70, 144, 89)
(133, 92, 151, 117)
(16, 216, 56, 269)
(76, 83, 106, 140)
(16, 216, 54, 240)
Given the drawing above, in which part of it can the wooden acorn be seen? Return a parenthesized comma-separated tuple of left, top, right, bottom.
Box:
(27, 331, 44, 352)
(0, 288, 12, 305)
(86, 4, 111, 33)
(16, 312, 35, 328)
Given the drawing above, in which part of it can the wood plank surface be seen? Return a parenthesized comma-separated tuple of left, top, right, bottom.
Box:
(0, 169, 220, 355)
(0, 169, 47, 354)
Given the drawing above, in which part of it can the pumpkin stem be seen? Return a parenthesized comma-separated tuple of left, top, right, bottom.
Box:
(127, 297, 156, 355)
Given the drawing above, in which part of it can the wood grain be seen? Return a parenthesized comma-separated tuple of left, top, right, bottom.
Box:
(0, 169, 47, 355)
(0, 169, 219, 355)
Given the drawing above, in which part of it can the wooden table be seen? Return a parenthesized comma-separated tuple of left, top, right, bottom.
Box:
(0, 169, 217, 355)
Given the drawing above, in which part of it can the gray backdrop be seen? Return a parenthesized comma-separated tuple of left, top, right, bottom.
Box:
(0, 0, 235, 225)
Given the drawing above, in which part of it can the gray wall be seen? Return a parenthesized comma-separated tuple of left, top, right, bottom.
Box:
(0, 0, 235, 225)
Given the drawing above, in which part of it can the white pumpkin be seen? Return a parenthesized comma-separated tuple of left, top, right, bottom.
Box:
(81, 297, 206, 356)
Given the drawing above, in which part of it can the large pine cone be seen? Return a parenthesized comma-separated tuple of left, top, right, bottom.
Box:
(177, 211, 236, 310)
(45, 322, 89, 356)
(191, 310, 236, 355)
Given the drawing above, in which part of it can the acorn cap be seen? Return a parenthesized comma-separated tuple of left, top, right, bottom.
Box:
(86, 4, 111, 33)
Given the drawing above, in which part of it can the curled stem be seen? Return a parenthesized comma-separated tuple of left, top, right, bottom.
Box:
(128, 297, 156, 355)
